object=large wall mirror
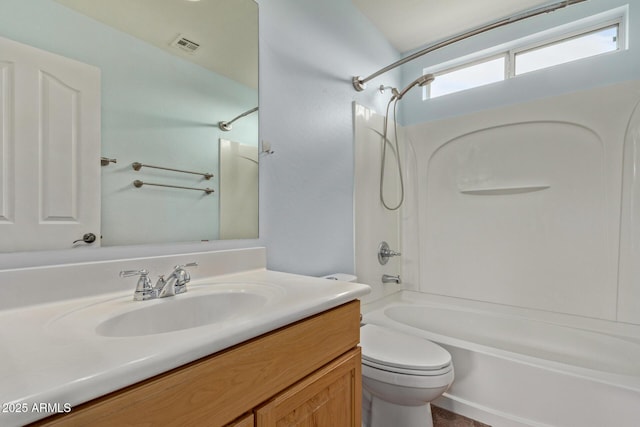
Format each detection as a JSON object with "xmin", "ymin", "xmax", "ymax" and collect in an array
[{"xmin": 0, "ymin": 0, "xmax": 258, "ymax": 253}]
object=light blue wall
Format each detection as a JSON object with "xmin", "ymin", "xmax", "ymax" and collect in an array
[
  {"xmin": 0, "ymin": 0, "xmax": 258, "ymax": 247},
  {"xmin": 258, "ymin": 0, "xmax": 400, "ymax": 275},
  {"xmin": 399, "ymin": 0, "xmax": 640, "ymax": 126}
]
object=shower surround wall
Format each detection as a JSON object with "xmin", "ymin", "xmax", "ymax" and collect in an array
[
  {"xmin": 400, "ymin": 80, "xmax": 640, "ymax": 324},
  {"xmin": 354, "ymin": 81, "xmax": 640, "ymax": 426},
  {"xmin": 354, "ymin": 104, "xmax": 408, "ymax": 301}
]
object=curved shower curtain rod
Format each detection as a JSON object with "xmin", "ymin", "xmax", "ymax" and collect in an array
[
  {"xmin": 352, "ymin": 0, "xmax": 587, "ymax": 91},
  {"xmin": 219, "ymin": 106, "xmax": 259, "ymax": 131}
]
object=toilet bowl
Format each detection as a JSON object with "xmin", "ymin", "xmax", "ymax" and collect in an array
[{"xmin": 360, "ymin": 324, "xmax": 454, "ymax": 427}]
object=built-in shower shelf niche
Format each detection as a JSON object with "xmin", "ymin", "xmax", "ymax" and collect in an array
[
  {"xmin": 458, "ymin": 185, "xmax": 550, "ymax": 195},
  {"xmin": 415, "ymin": 105, "xmax": 624, "ymax": 319}
]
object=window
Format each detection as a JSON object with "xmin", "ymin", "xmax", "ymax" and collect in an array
[
  {"xmin": 514, "ymin": 25, "xmax": 619, "ymax": 75},
  {"xmin": 425, "ymin": 11, "xmax": 625, "ymax": 99},
  {"xmin": 429, "ymin": 56, "xmax": 505, "ymax": 98}
]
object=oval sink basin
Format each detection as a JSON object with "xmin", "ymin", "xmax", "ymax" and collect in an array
[
  {"xmin": 48, "ymin": 282, "xmax": 285, "ymax": 338},
  {"xmin": 97, "ymin": 292, "xmax": 268, "ymax": 337}
]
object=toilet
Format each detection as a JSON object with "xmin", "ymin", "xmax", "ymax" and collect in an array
[{"xmin": 360, "ymin": 324, "xmax": 454, "ymax": 427}]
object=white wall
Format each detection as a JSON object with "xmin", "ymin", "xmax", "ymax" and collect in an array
[
  {"xmin": 354, "ymin": 0, "xmax": 640, "ymax": 324},
  {"xmin": 403, "ymin": 81, "xmax": 640, "ymax": 321},
  {"xmin": 353, "ymin": 104, "xmax": 408, "ymax": 302}
]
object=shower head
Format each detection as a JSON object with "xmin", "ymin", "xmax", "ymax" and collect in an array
[{"xmin": 394, "ymin": 74, "xmax": 435, "ymax": 100}]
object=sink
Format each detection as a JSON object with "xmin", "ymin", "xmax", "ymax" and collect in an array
[
  {"xmin": 48, "ymin": 282, "xmax": 285, "ymax": 338},
  {"xmin": 97, "ymin": 292, "xmax": 268, "ymax": 337}
]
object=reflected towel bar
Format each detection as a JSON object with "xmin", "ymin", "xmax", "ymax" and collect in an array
[
  {"xmin": 133, "ymin": 180, "xmax": 214, "ymax": 194},
  {"xmin": 101, "ymin": 157, "xmax": 117, "ymax": 166},
  {"xmin": 132, "ymin": 162, "xmax": 213, "ymax": 180},
  {"xmin": 459, "ymin": 185, "xmax": 550, "ymax": 195}
]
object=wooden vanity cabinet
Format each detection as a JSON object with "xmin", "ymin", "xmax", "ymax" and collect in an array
[
  {"xmin": 33, "ymin": 300, "xmax": 361, "ymax": 427},
  {"xmin": 227, "ymin": 413, "xmax": 254, "ymax": 427},
  {"xmin": 255, "ymin": 348, "xmax": 361, "ymax": 426}
]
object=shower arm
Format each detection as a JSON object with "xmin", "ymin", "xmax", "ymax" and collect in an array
[
  {"xmin": 352, "ymin": 0, "xmax": 587, "ymax": 91},
  {"xmin": 219, "ymin": 106, "xmax": 259, "ymax": 131}
]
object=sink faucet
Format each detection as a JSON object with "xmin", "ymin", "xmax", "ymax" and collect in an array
[
  {"xmin": 120, "ymin": 262, "xmax": 198, "ymax": 301},
  {"xmin": 155, "ymin": 263, "xmax": 198, "ymax": 298}
]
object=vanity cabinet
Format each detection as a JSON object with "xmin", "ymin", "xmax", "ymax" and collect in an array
[
  {"xmin": 227, "ymin": 413, "xmax": 254, "ymax": 427},
  {"xmin": 33, "ymin": 300, "xmax": 361, "ymax": 427},
  {"xmin": 255, "ymin": 348, "xmax": 360, "ymax": 426}
]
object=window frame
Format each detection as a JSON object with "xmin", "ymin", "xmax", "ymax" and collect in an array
[
  {"xmin": 423, "ymin": 10, "xmax": 626, "ymax": 100},
  {"xmin": 510, "ymin": 19, "xmax": 622, "ymax": 77},
  {"xmin": 425, "ymin": 54, "xmax": 508, "ymax": 99}
]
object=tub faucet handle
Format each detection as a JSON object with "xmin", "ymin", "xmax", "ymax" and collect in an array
[{"xmin": 378, "ymin": 241, "xmax": 401, "ymax": 265}]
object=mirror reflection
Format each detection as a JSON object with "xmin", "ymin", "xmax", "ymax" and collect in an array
[{"xmin": 0, "ymin": 0, "xmax": 259, "ymax": 253}]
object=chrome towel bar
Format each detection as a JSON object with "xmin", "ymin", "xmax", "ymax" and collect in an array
[
  {"xmin": 133, "ymin": 180, "xmax": 214, "ymax": 195},
  {"xmin": 132, "ymin": 162, "xmax": 213, "ymax": 180}
]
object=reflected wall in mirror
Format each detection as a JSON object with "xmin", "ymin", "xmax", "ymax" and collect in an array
[{"xmin": 0, "ymin": 0, "xmax": 258, "ymax": 253}]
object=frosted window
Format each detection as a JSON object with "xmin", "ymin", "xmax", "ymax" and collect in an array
[
  {"xmin": 429, "ymin": 57, "xmax": 505, "ymax": 99},
  {"xmin": 515, "ymin": 25, "xmax": 619, "ymax": 75}
]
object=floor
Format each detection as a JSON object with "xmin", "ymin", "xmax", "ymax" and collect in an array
[{"xmin": 432, "ymin": 406, "xmax": 491, "ymax": 427}]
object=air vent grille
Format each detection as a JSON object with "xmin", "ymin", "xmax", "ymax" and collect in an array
[{"xmin": 170, "ymin": 34, "xmax": 201, "ymax": 54}]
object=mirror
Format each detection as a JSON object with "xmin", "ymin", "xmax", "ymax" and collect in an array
[{"xmin": 0, "ymin": 0, "xmax": 259, "ymax": 252}]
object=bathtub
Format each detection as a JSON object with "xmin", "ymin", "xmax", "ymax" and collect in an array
[{"xmin": 362, "ymin": 291, "xmax": 640, "ymax": 427}]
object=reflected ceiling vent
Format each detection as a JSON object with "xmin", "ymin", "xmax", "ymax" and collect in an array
[{"xmin": 170, "ymin": 34, "xmax": 201, "ymax": 54}]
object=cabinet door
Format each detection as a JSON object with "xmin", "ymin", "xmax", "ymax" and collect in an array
[
  {"xmin": 255, "ymin": 348, "xmax": 361, "ymax": 427},
  {"xmin": 226, "ymin": 413, "xmax": 254, "ymax": 427}
]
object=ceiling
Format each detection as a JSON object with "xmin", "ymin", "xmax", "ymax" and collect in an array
[
  {"xmin": 351, "ymin": 0, "xmax": 554, "ymax": 53},
  {"xmin": 54, "ymin": 0, "xmax": 258, "ymax": 89}
]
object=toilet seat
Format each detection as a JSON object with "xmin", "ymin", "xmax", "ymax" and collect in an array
[
  {"xmin": 362, "ymin": 358, "xmax": 452, "ymax": 376},
  {"xmin": 360, "ymin": 324, "xmax": 452, "ymax": 374}
]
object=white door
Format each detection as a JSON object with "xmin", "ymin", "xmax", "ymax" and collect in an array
[{"xmin": 0, "ymin": 35, "xmax": 101, "ymax": 252}]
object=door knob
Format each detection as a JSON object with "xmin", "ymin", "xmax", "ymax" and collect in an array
[{"xmin": 73, "ymin": 233, "xmax": 97, "ymax": 244}]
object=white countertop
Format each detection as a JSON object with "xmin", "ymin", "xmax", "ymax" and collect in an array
[{"xmin": 0, "ymin": 268, "xmax": 370, "ymax": 426}]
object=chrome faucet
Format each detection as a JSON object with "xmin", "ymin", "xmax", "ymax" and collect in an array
[
  {"xmin": 378, "ymin": 241, "xmax": 401, "ymax": 265},
  {"xmin": 382, "ymin": 274, "xmax": 401, "ymax": 284},
  {"xmin": 155, "ymin": 263, "xmax": 197, "ymax": 297},
  {"xmin": 120, "ymin": 262, "xmax": 198, "ymax": 301}
]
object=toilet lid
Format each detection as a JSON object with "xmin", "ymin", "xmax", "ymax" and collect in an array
[{"xmin": 360, "ymin": 324, "xmax": 451, "ymax": 371}]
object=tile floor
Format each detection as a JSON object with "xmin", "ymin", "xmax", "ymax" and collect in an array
[{"xmin": 432, "ymin": 406, "xmax": 491, "ymax": 427}]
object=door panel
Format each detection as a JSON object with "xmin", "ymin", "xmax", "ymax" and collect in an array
[{"xmin": 0, "ymin": 35, "xmax": 100, "ymax": 252}]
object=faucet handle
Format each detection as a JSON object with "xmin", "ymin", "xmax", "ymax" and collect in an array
[
  {"xmin": 174, "ymin": 262, "xmax": 198, "ymax": 279},
  {"xmin": 173, "ymin": 262, "xmax": 197, "ymax": 294},
  {"xmin": 120, "ymin": 268, "xmax": 149, "ymax": 278},
  {"xmin": 120, "ymin": 269, "xmax": 155, "ymax": 301},
  {"xmin": 178, "ymin": 262, "xmax": 198, "ymax": 268},
  {"xmin": 378, "ymin": 241, "xmax": 401, "ymax": 265}
]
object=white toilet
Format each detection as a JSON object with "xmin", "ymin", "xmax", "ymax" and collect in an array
[{"xmin": 360, "ymin": 324, "xmax": 454, "ymax": 427}]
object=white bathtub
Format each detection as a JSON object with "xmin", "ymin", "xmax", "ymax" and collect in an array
[{"xmin": 362, "ymin": 291, "xmax": 640, "ymax": 427}]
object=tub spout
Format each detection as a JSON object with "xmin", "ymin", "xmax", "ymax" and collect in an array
[{"xmin": 382, "ymin": 274, "xmax": 401, "ymax": 284}]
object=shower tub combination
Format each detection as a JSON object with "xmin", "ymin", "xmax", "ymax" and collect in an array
[{"xmin": 362, "ymin": 291, "xmax": 640, "ymax": 427}]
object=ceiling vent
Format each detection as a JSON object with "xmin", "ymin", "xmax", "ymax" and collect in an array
[{"xmin": 170, "ymin": 34, "xmax": 201, "ymax": 54}]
